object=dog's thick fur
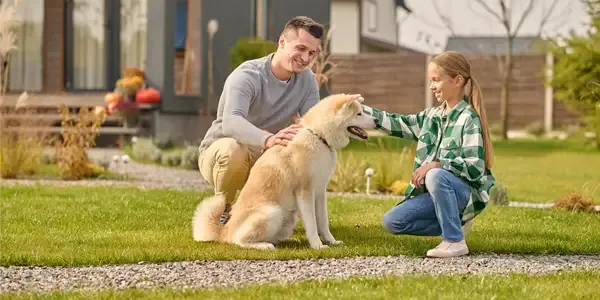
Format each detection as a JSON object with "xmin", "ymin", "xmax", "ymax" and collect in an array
[{"xmin": 192, "ymin": 94, "xmax": 376, "ymax": 250}]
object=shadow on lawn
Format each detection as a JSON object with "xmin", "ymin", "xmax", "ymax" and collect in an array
[{"xmin": 270, "ymin": 224, "xmax": 439, "ymax": 256}]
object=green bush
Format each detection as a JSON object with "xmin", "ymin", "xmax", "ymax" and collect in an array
[
  {"xmin": 180, "ymin": 146, "xmax": 199, "ymax": 170},
  {"xmin": 525, "ymin": 121, "xmax": 545, "ymax": 137},
  {"xmin": 131, "ymin": 138, "xmax": 162, "ymax": 163},
  {"xmin": 489, "ymin": 182, "xmax": 509, "ymax": 206},
  {"xmin": 549, "ymin": 0, "xmax": 600, "ymax": 149},
  {"xmin": 327, "ymin": 151, "xmax": 368, "ymax": 193},
  {"xmin": 161, "ymin": 152, "xmax": 181, "ymax": 167},
  {"xmin": 229, "ymin": 37, "xmax": 278, "ymax": 71}
]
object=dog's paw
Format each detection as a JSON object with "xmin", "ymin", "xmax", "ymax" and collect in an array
[
  {"xmin": 311, "ymin": 244, "xmax": 330, "ymax": 250},
  {"xmin": 327, "ymin": 240, "xmax": 344, "ymax": 246},
  {"xmin": 248, "ymin": 242, "xmax": 276, "ymax": 250}
]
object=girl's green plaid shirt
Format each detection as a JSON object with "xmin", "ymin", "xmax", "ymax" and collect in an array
[{"xmin": 361, "ymin": 98, "xmax": 496, "ymax": 224}]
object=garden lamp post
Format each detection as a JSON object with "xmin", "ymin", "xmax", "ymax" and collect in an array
[{"xmin": 365, "ymin": 168, "xmax": 374, "ymax": 195}]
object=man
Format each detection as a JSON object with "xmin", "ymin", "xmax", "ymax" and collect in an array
[{"xmin": 197, "ymin": 16, "xmax": 324, "ymax": 224}]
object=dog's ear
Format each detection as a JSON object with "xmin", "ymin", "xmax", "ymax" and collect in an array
[{"xmin": 348, "ymin": 94, "xmax": 364, "ymax": 103}]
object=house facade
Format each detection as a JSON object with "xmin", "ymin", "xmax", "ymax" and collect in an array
[
  {"xmin": 329, "ymin": 0, "xmax": 420, "ymax": 55},
  {"xmin": 2, "ymin": 0, "xmax": 330, "ymax": 143}
]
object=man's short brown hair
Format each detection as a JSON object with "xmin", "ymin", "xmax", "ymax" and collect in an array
[{"xmin": 282, "ymin": 16, "xmax": 324, "ymax": 39}]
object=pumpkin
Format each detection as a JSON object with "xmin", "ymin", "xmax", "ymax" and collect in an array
[
  {"xmin": 136, "ymin": 88, "xmax": 161, "ymax": 104},
  {"xmin": 104, "ymin": 92, "xmax": 121, "ymax": 104}
]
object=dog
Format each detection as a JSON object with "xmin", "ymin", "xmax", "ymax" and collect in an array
[{"xmin": 191, "ymin": 93, "xmax": 376, "ymax": 250}]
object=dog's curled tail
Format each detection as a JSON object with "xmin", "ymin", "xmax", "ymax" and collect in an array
[{"xmin": 192, "ymin": 194, "xmax": 226, "ymax": 242}]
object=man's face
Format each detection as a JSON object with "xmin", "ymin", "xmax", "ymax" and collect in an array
[{"xmin": 278, "ymin": 28, "xmax": 321, "ymax": 73}]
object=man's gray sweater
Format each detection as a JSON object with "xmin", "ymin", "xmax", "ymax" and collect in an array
[{"xmin": 198, "ymin": 54, "xmax": 320, "ymax": 155}]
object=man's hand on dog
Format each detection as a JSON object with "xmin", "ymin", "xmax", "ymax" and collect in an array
[{"xmin": 264, "ymin": 124, "xmax": 303, "ymax": 150}]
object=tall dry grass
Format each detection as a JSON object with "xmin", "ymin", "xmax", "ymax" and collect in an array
[
  {"xmin": 0, "ymin": 0, "xmax": 53, "ymax": 178},
  {"xmin": 327, "ymin": 140, "xmax": 415, "ymax": 194},
  {"xmin": 310, "ymin": 27, "xmax": 337, "ymax": 92},
  {"xmin": 54, "ymin": 104, "xmax": 106, "ymax": 180}
]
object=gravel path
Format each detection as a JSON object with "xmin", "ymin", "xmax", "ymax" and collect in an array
[
  {"xmin": 0, "ymin": 148, "xmax": 212, "ymax": 191},
  {"xmin": 2, "ymin": 254, "xmax": 599, "ymax": 293}
]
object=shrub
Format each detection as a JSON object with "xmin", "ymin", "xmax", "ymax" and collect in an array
[
  {"xmin": 327, "ymin": 140, "xmax": 414, "ymax": 194},
  {"xmin": 389, "ymin": 180, "xmax": 410, "ymax": 195},
  {"xmin": 554, "ymin": 192, "xmax": 597, "ymax": 213},
  {"xmin": 229, "ymin": 37, "xmax": 277, "ymax": 71},
  {"xmin": 549, "ymin": 0, "xmax": 600, "ymax": 150},
  {"xmin": 0, "ymin": 96, "xmax": 54, "ymax": 178},
  {"xmin": 40, "ymin": 152, "xmax": 55, "ymax": 165},
  {"xmin": 525, "ymin": 121, "xmax": 545, "ymax": 137},
  {"xmin": 489, "ymin": 182, "xmax": 509, "ymax": 206},
  {"xmin": 161, "ymin": 152, "xmax": 181, "ymax": 167},
  {"xmin": 369, "ymin": 141, "xmax": 414, "ymax": 193},
  {"xmin": 180, "ymin": 145, "xmax": 199, "ymax": 170},
  {"xmin": 327, "ymin": 151, "xmax": 368, "ymax": 193},
  {"xmin": 54, "ymin": 104, "xmax": 106, "ymax": 180},
  {"xmin": 131, "ymin": 138, "xmax": 163, "ymax": 163}
]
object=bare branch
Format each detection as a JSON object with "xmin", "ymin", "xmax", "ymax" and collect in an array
[
  {"xmin": 468, "ymin": 0, "xmax": 495, "ymax": 22},
  {"xmin": 499, "ymin": 0, "xmax": 510, "ymax": 29},
  {"xmin": 432, "ymin": 0, "xmax": 455, "ymax": 34},
  {"xmin": 474, "ymin": 0, "xmax": 505, "ymax": 26},
  {"xmin": 512, "ymin": 0, "xmax": 536, "ymax": 36},
  {"xmin": 539, "ymin": 0, "xmax": 560, "ymax": 31},
  {"xmin": 542, "ymin": 0, "xmax": 575, "ymax": 36}
]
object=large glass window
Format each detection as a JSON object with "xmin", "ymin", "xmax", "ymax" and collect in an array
[
  {"xmin": 72, "ymin": 0, "xmax": 105, "ymax": 90},
  {"xmin": 120, "ymin": 0, "xmax": 147, "ymax": 71},
  {"xmin": 4, "ymin": 0, "xmax": 43, "ymax": 92}
]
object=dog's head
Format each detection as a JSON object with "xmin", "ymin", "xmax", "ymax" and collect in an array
[{"xmin": 301, "ymin": 93, "xmax": 376, "ymax": 149}]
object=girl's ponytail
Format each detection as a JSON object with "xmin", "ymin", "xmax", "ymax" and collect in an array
[{"xmin": 468, "ymin": 76, "xmax": 494, "ymax": 169}]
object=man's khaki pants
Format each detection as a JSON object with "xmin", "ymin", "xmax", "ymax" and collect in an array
[{"xmin": 198, "ymin": 138, "xmax": 261, "ymax": 205}]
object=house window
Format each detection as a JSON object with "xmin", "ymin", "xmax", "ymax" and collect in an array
[
  {"xmin": 174, "ymin": 0, "xmax": 187, "ymax": 51},
  {"xmin": 3, "ymin": 0, "xmax": 44, "ymax": 92},
  {"xmin": 70, "ymin": 0, "xmax": 106, "ymax": 90},
  {"xmin": 120, "ymin": 0, "xmax": 148, "ymax": 71},
  {"xmin": 367, "ymin": 0, "xmax": 377, "ymax": 32}
]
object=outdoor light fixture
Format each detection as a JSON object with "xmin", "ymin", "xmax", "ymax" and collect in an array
[{"xmin": 365, "ymin": 168, "xmax": 374, "ymax": 195}]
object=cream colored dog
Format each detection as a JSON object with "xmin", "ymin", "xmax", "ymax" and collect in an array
[{"xmin": 191, "ymin": 93, "xmax": 376, "ymax": 250}]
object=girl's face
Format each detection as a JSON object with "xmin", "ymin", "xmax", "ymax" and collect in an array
[{"xmin": 427, "ymin": 62, "xmax": 463, "ymax": 103}]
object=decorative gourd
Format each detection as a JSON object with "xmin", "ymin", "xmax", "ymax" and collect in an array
[
  {"xmin": 122, "ymin": 67, "xmax": 146, "ymax": 80},
  {"xmin": 136, "ymin": 88, "xmax": 161, "ymax": 104},
  {"xmin": 104, "ymin": 92, "xmax": 121, "ymax": 104},
  {"xmin": 115, "ymin": 76, "xmax": 143, "ymax": 97}
]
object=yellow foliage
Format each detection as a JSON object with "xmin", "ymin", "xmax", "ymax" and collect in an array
[
  {"xmin": 54, "ymin": 104, "xmax": 106, "ymax": 180},
  {"xmin": 389, "ymin": 180, "xmax": 410, "ymax": 195}
]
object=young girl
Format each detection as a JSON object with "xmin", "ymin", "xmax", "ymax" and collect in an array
[{"xmin": 361, "ymin": 51, "xmax": 496, "ymax": 258}]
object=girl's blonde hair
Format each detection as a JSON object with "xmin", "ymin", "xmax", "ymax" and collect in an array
[{"xmin": 431, "ymin": 51, "xmax": 494, "ymax": 169}]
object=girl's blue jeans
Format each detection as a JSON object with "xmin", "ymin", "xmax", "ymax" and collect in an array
[{"xmin": 382, "ymin": 168, "xmax": 470, "ymax": 242}]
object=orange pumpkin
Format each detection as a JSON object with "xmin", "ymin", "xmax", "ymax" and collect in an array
[{"xmin": 136, "ymin": 88, "xmax": 161, "ymax": 104}]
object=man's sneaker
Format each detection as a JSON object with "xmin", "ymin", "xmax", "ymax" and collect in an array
[
  {"xmin": 426, "ymin": 240, "xmax": 469, "ymax": 258},
  {"xmin": 220, "ymin": 204, "xmax": 232, "ymax": 225},
  {"xmin": 462, "ymin": 220, "xmax": 474, "ymax": 236}
]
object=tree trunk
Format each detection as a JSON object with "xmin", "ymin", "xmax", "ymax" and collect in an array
[{"xmin": 500, "ymin": 36, "xmax": 514, "ymax": 140}]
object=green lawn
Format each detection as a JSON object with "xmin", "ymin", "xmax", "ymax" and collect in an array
[
  {"xmin": 1, "ymin": 184, "xmax": 599, "ymax": 267},
  {"xmin": 4, "ymin": 271, "xmax": 599, "ymax": 300},
  {"xmin": 345, "ymin": 137, "xmax": 600, "ymax": 204}
]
